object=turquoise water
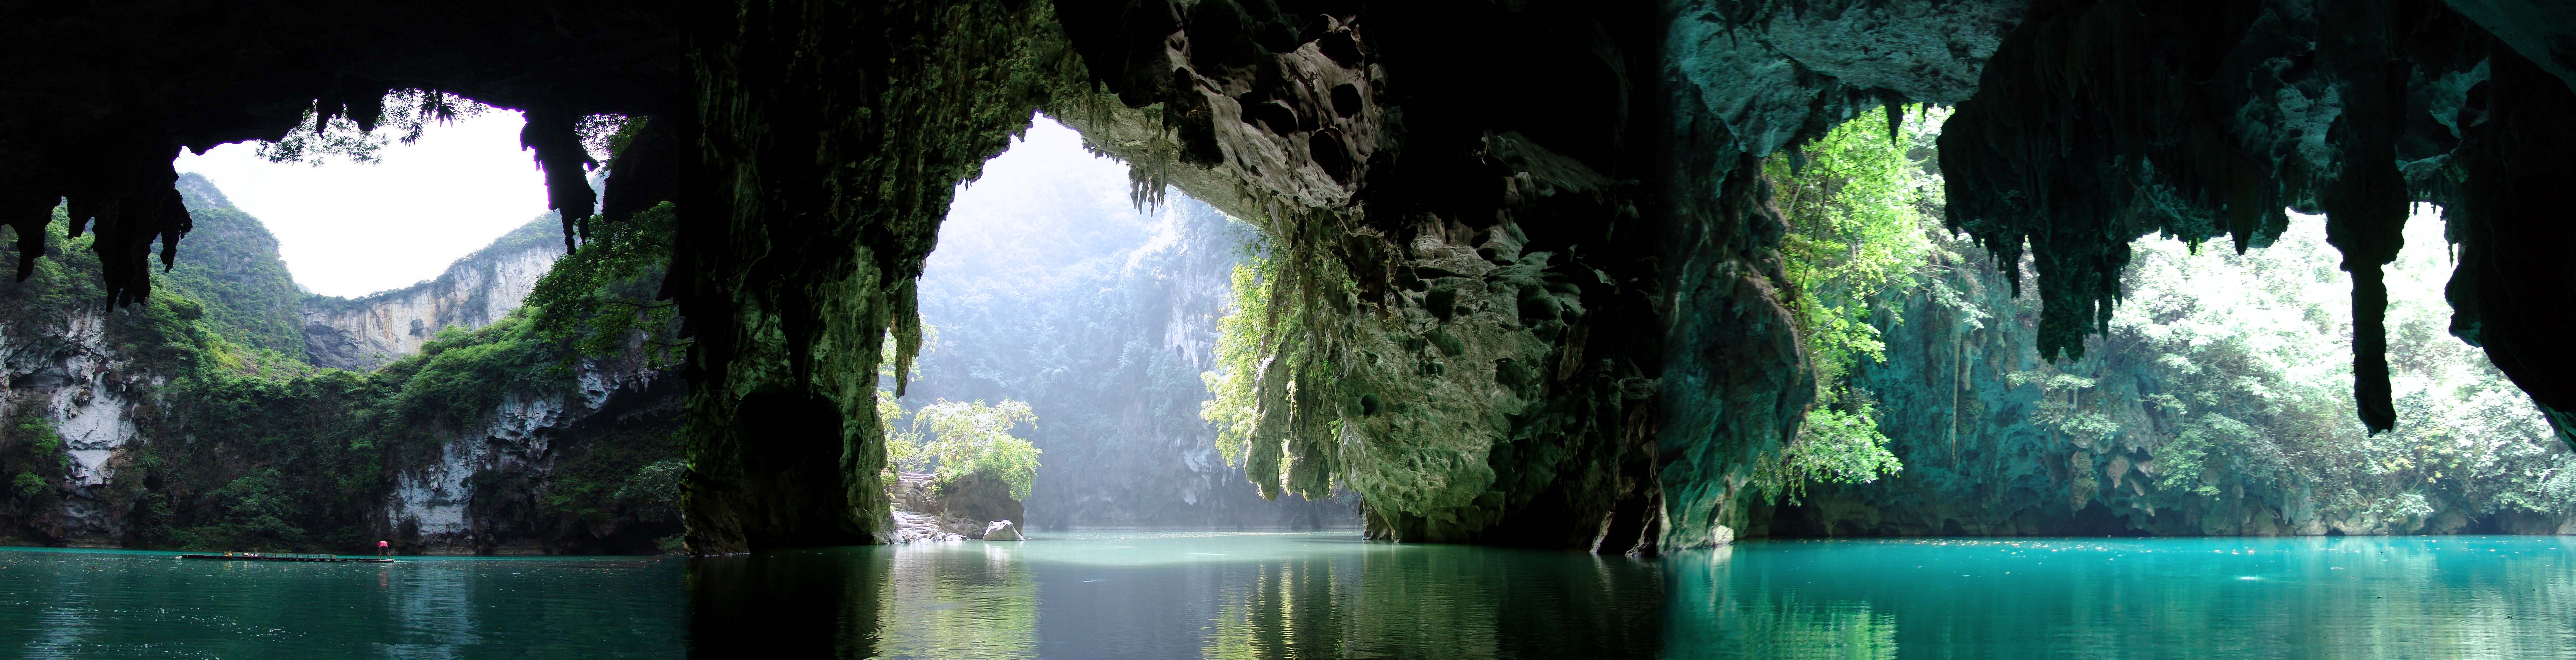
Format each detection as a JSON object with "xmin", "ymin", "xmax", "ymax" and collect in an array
[
  {"xmin": 0, "ymin": 548, "xmax": 683, "ymax": 658},
  {"xmin": 8, "ymin": 534, "xmax": 2576, "ymax": 658},
  {"xmin": 688, "ymin": 531, "xmax": 1661, "ymax": 658},
  {"xmin": 1667, "ymin": 536, "xmax": 2576, "ymax": 659}
]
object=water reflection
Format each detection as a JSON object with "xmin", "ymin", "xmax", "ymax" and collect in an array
[
  {"xmin": 689, "ymin": 547, "xmax": 891, "ymax": 658},
  {"xmin": 0, "ymin": 549, "xmax": 681, "ymax": 658},
  {"xmin": 1661, "ymin": 536, "xmax": 2576, "ymax": 658},
  {"xmin": 687, "ymin": 532, "xmax": 1662, "ymax": 659}
]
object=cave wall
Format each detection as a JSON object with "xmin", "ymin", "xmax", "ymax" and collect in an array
[
  {"xmin": 662, "ymin": 0, "xmax": 1086, "ymax": 552},
  {"xmin": 1654, "ymin": 0, "xmax": 2028, "ymax": 549}
]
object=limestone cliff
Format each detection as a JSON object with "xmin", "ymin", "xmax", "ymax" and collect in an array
[
  {"xmin": 300, "ymin": 218, "xmax": 565, "ymax": 371},
  {"xmin": 0, "ymin": 310, "xmax": 145, "ymax": 542},
  {"xmin": 384, "ymin": 348, "xmax": 682, "ymax": 554},
  {"xmin": 0, "ymin": 178, "xmax": 681, "ymax": 554}
]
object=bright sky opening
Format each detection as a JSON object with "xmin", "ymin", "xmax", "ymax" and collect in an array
[{"xmin": 174, "ymin": 110, "xmax": 552, "ymax": 298}]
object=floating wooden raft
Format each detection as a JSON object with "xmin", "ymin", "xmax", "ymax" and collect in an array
[{"xmin": 177, "ymin": 553, "xmax": 393, "ymax": 563}]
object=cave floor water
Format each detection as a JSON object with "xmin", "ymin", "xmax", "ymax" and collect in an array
[{"xmin": 6, "ymin": 534, "xmax": 2574, "ymax": 658}]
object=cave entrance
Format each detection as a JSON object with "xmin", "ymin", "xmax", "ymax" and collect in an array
[
  {"xmin": 1730, "ymin": 107, "xmax": 2564, "ymax": 542},
  {"xmin": 888, "ymin": 114, "xmax": 1354, "ymax": 533}
]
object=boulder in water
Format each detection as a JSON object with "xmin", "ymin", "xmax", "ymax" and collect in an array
[{"xmin": 983, "ymin": 520, "xmax": 1023, "ymax": 541}]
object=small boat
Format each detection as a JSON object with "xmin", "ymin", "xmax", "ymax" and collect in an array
[{"xmin": 177, "ymin": 552, "xmax": 394, "ymax": 563}]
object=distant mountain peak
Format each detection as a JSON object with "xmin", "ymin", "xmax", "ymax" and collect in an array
[{"xmin": 173, "ymin": 172, "xmax": 235, "ymax": 212}]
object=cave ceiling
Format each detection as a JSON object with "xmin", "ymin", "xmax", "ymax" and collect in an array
[{"xmin": 5, "ymin": 0, "xmax": 2574, "ymax": 550}]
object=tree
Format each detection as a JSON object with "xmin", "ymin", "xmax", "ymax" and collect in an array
[{"xmin": 1753, "ymin": 106, "xmax": 1963, "ymax": 502}]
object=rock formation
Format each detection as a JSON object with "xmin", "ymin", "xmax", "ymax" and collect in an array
[
  {"xmin": 887, "ymin": 471, "xmax": 1026, "ymax": 543},
  {"xmin": 301, "ymin": 219, "xmax": 564, "ymax": 371},
  {"xmin": 6, "ymin": 0, "xmax": 2575, "ymax": 554}
]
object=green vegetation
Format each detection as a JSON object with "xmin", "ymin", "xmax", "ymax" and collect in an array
[
  {"xmin": 888, "ymin": 399, "xmax": 1043, "ymax": 501},
  {"xmin": 1786, "ymin": 111, "xmax": 2574, "ymax": 534},
  {"xmin": 0, "ymin": 178, "xmax": 685, "ymax": 552},
  {"xmin": 1199, "ymin": 223, "xmax": 1352, "ymax": 501},
  {"xmin": 877, "ymin": 324, "xmax": 1044, "ymax": 501},
  {"xmin": 1752, "ymin": 107, "xmax": 1960, "ymax": 503},
  {"xmin": 161, "ymin": 178, "xmax": 307, "ymax": 359},
  {"xmin": 1201, "ymin": 257, "xmax": 1276, "ymax": 471},
  {"xmin": 2086, "ymin": 215, "xmax": 2575, "ymax": 526},
  {"xmin": 524, "ymin": 201, "xmax": 684, "ymax": 366}
]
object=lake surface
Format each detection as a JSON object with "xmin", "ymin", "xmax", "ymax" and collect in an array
[
  {"xmin": 1667, "ymin": 536, "xmax": 2576, "ymax": 659},
  {"xmin": 6, "ymin": 534, "xmax": 2575, "ymax": 658},
  {"xmin": 0, "ymin": 547, "xmax": 682, "ymax": 658}
]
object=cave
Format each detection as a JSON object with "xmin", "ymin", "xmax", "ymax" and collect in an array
[
  {"xmin": 9, "ymin": 0, "xmax": 2576, "ymax": 559},
  {"xmin": 14, "ymin": 0, "xmax": 2576, "ymax": 655}
]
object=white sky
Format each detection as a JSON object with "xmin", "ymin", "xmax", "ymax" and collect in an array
[
  {"xmin": 174, "ymin": 111, "xmax": 552, "ymax": 297},
  {"xmin": 170, "ymin": 111, "xmax": 1142, "ymax": 298}
]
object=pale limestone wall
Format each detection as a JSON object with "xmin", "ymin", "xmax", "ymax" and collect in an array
[
  {"xmin": 0, "ymin": 311, "xmax": 146, "ymax": 539},
  {"xmin": 301, "ymin": 241, "xmax": 562, "ymax": 372}
]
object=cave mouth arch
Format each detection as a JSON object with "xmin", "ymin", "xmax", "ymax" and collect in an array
[{"xmin": 898, "ymin": 114, "xmax": 1355, "ymax": 532}]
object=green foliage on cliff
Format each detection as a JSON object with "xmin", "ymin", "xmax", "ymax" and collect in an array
[
  {"xmin": 1199, "ymin": 223, "xmax": 1351, "ymax": 502},
  {"xmin": 889, "ymin": 399, "xmax": 1043, "ymax": 501},
  {"xmin": 0, "ymin": 188, "xmax": 682, "ymax": 552},
  {"xmin": 1755, "ymin": 108, "xmax": 1960, "ymax": 501},
  {"xmin": 903, "ymin": 184, "xmax": 1332, "ymax": 527},
  {"xmin": 1805, "ymin": 197, "xmax": 2576, "ymax": 535},
  {"xmin": 2093, "ymin": 216, "xmax": 2576, "ymax": 526},
  {"xmin": 525, "ymin": 201, "xmax": 683, "ymax": 366},
  {"xmin": 161, "ymin": 176, "xmax": 308, "ymax": 359},
  {"xmin": 878, "ymin": 323, "xmax": 1044, "ymax": 500},
  {"xmin": 2, "ymin": 416, "xmax": 66, "ymax": 504},
  {"xmin": 1202, "ymin": 258, "xmax": 1273, "ymax": 470}
]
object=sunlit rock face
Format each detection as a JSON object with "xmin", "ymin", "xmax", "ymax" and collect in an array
[{"xmin": 302, "ymin": 221, "xmax": 563, "ymax": 371}]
